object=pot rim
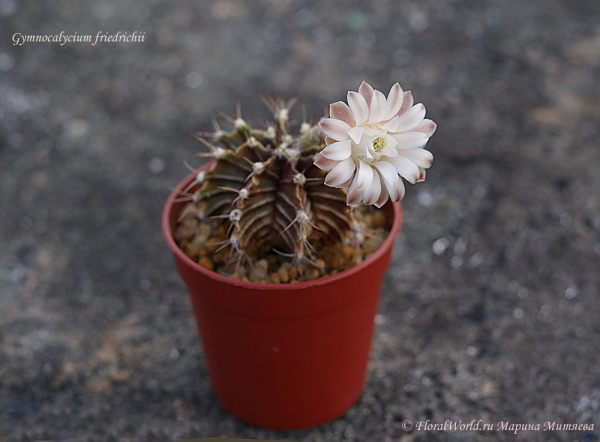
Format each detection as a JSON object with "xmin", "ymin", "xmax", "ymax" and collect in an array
[{"xmin": 162, "ymin": 166, "xmax": 403, "ymax": 291}]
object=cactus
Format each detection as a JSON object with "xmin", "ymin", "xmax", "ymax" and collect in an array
[{"xmin": 174, "ymin": 97, "xmax": 388, "ymax": 282}]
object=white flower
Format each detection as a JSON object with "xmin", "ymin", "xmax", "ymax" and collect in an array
[{"xmin": 315, "ymin": 81, "xmax": 436, "ymax": 207}]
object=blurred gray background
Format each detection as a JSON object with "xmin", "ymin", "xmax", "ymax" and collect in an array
[{"xmin": 1, "ymin": 0, "xmax": 599, "ymax": 441}]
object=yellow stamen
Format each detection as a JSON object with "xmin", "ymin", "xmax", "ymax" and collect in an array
[{"xmin": 372, "ymin": 137, "xmax": 386, "ymax": 152}]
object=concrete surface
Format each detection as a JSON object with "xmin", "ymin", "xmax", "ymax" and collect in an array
[{"xmin": 1, "ymin": 0, "xmax": 599, "ymax": 441}]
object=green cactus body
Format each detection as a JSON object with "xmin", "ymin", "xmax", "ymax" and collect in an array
[{"xmin": 175, "ymin": 100, "xmax": 388, "ymax": 282}]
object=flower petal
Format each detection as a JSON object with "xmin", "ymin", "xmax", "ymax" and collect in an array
[
  {"xmin": 319, "ymin": 118, "xmax": 350, "ymax": 141},
  {"xmin": 362, "ymin": 171, "xmax": 382, "ymax": 205},
  {"xmin": 394, "ymin": 103, "xmax": 426, "ymax": 132},
  {"xmin": 369, "ymin": 90, "xmax": 388, "ymax": 123},
  {"xmin": 398, "ymin": 148, "xmax": 434, "ymax": 169},
  {"xmin": 374, "ymin": 161, "xmax": 404, "ymax": 202},
  {"xmin": 375, "ymin": 183, "xmax": 391, "ymax": 208},
  {"xmin": 324, "ymin": 157, "xmax": 356, "ymax": 187},
  {"xmin": 379, "ymin": 145, "xmax": 399, "ymax": 158},
  {"xmin": 358, "ymin": 81, "xmax": 374, "ymax": 106},
  {"xmin": 412, "ymin": 119, "xmax": 437, "ymax": 137},
  {"xmin": 417, "ymin": 168, "xmax": 426, "ymax": 182},
  {"xmin": 393, "ymin": 132, "xmax": 429, "ymax": 149},
  {"xmin": 348, "ymin": 126, "xmax": 364, "ymax": 144},
  {"xmin": 382, "ymin": 115, "xmax": 400, "ymax": 132},
  {"xmin": 330, "ymin": 101, "xmax": 354, "ymax": 126},
  {"xmin": 385, "ymin": 156, "xmax": 421, "ymax": 184},
  {"xmin": 356, "ymin": 160, "xmax": 374, "ymax": 190},
  {"xmin": 398, "ymin": 91, "xmax": 414, "ymax": 116},
  {"xmin": 320, "ymin": 139, "xmax": 352, "ymax": 160},
  {"xmin": 352, "ymin": 141, "xmax": 372, "ymax": 160},
  {"xmin": 384, "ymin": 83, "xmax": 404, "ymax": 121},
  {"xmin": 347, "ymin": 91, "xmax": 369, "ymax": 126},
  {"xmin": 314, "ymin": 152, "xmax": 338, "ymax": 171},
  {"xmin": 346, "ymin": 175, "xmax": 364, "ymax": 206}
]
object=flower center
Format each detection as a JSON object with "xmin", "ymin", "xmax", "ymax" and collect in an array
[{"xmin": 372, "ymin": 137, "xmax": 386, "ymax": 152}]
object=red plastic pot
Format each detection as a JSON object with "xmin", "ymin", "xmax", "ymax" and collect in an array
[{"xmin": 162, "ymin": 165, "xmax": 403, "ymax": 430}]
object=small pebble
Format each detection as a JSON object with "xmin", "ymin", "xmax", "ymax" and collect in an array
[
  {"xmin": 249, "ymin": 259, "xmax": 269, "ymax": 282},
  {"xmin": 371, "ymin": 210, "xmax": 387, "ymax": 228},
  {"xmin": 364, "ymin": 234, "xmax": 385, "ymax": 253},
  {"xmin": 183, "ymin": 242, "xmax": 199, "ymax": 259},
  {"xmin": 174, "ymin": 218, "xmax": 199, "ymax": 241},
  {"xmin": 269, "ymin": 272, "xmax": 281, "ymax": 284},
  {"xmin": 343, "ymin": 245, "xmax": 355, "ymax": 260},
  {"xmin": 199, "ymin": 256, "xmax": 214, "ymax": 271},
  {"xmin": 205, "ymin": 240, "xmax": 222, "ymax": 253},
  {"xmin": 211, "ymin": 248, "xmax": 229, "ymax": 265},
  {"xmin": 278, "ymin": 265, "xmax": 290, "ymax": 283},
  {"xmin": 196, "ymin": 223, "xmax": 212, "ymax": 242},
  {"xmin": 314, "ymin": 258, "xmax": 326, "ymax": 275},
  {"xmin": 306, "ymin": 268, "xmax": 320, "ymax": 281}
]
